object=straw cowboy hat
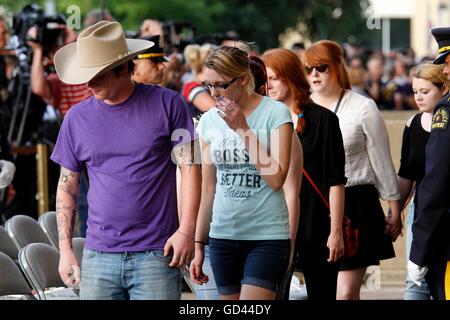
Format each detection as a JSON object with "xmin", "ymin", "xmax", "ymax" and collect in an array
[{"xmin": 54, "ymin": 20, "xmax": 154, "ymax": 85}]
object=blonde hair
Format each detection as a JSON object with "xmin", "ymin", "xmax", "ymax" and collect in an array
[
  {"xmin": 183, "ymin": 43, "xmax": 215, "ymax": 75},
  {"xmin": 204, "ymin": 44, "xmax": 255, "ymax": 95},
  {"xmin": 410, "ymin": 63, "xmax": 450, "ymax": 92},
  {"xmin": 231, "ymin": 40, "xmax": 251, "ymax": 53}
]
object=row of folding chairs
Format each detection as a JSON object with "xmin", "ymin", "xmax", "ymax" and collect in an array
[{"xmin": 0, "ymin": 212, "xmax": 84, "ymax": 300}]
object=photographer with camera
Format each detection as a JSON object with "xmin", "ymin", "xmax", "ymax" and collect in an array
[
  {"xmin": 28, "ymin": 24, "xmax": 91, "ymax": 118},
  {"xmin": 0, "ymin": 16, "xmax": 12, "ymax": 110},
  {"xmin": 0, "ymin": 16, "xmax": 8, "ymax": 82},
  {"xmin": 27, "ymin": 16, "xmax": 90, "ymax": 234},
  {"xmin": 0, "ymin": 122, "xmax": 16, "ymax": 223},
  {"xmin": 0, "ymin": 17, "xmax": 16, "ymax": 218}
]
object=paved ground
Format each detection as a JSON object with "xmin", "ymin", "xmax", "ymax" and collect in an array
[
  {"xmin": 181, "ymin": 269, "xmax": 407, "ymax": 300},
  {"xmin": 181, "ymin": 270, "xmax": 407, "ymax": 300},
  {"xmin": 360, "ymin": 286, "xmax": 405, "ymax": 300},
  {"xmin": 181, "ymin": 285, "xmax": 406, "ymax": 300}
]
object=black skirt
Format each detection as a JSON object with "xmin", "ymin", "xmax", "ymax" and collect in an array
[{"xmin": 339, "ymin": 185, "xmax": 395, "ymax": 270}]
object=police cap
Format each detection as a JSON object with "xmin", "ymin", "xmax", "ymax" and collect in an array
[
  {"xmin": 431, "ymin": 27, "xmax": 450, "ymax": 64},
  {"xmin": 135, "ymin": 35, "xmax": 169, "ymax": 63}
]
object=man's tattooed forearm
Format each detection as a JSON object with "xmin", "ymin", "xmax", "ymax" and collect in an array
[
  {"xmin": 58, "ymin": 183, "xmax": 79, "ymax": 203},
  {"xmin": 56, "ymin": 206, "xmax": 77, "ymax": 241},
  {"xmin": 56, "ymin": 212, "xmax": 69, "ymax": 241},
  {"xmin": 56, "ymin": 172, "xmax": 79, "ymax": 242}
]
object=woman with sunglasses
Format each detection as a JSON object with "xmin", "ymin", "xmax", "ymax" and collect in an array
[
  {"xmin": 190, "ymin": 44, "xmax": 301, "ymax": 300},
  {"xmin": 262, "ymin": 48, "xmax": 346, "ymax": 301},
  {"xmin": 303, "ymin": 40, "xmax": 402, "ymax": 300}
]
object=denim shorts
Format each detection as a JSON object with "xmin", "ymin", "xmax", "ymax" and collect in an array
[
  {"xmin": 208, "ymin": 238, "xmax": 290, "ymax": 295},
  {"xmin": 79, "ymin": 249, "xmax": 181, "ymax": 300}
]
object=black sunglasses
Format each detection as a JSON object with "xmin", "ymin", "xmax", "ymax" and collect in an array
[
  {"xmin": 304, "ymin": 64, "xmax": 329, "ymax": 75},
  {"xmin": 202, "ymin": 77, "xmax": 238, "ymax": 91}
]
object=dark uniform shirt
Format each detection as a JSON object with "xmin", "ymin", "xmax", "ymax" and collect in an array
[{"xmin": 410, "ymin": 93, "xmax": 450, "ymax": 267}]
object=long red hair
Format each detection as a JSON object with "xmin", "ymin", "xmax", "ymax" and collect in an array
[
  {"xmin": 303, "ymin": 40, "xmax": 351, "ymax": 90},
  {"xmin": 262, "ymin": 48, "xmax": 312, "ymax": 135}
]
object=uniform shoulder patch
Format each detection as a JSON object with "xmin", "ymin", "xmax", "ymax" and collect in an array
[{"xmin": 432, "ymin": 108, "xmax": 449, "ymax": 131}]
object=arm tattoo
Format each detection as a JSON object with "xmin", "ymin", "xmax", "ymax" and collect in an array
[
  {"xmin": 56, "ymin": 169, "xmax": 80, "ymax": 242},
  {"xmin": 174, "ymin": 143, "xmax": 194, "ymax": 172},
  {"xmin": 58, "ymin": 169, "xmax": 79, "ymax": 203},
  {"xmin": 56, "ymin": 199, "xmax": 77, "ymax": 242}
]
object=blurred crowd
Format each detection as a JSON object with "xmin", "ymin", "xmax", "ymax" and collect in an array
[
  {"xmin": 0, "ymin": 6, "xmax": 436, "ymax": 229},
  {"xmin": 1, "ymin": 3, "xmax": 449, "ymax": 302}
]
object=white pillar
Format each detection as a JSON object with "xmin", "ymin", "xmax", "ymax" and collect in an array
[{"xmin": 382, "ymin": 18, "xmax": 391, "ymax": 54}]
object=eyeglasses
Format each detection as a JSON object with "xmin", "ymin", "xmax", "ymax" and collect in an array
[
  {"xmin": 202, "ymin": 77, "xmax": 238, "ymax": 91},
  {"xmin": 304, "ymin": 64, "xmax": 329, "ymax": 75}
]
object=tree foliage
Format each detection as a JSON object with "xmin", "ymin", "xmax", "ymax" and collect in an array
[
  {"xmin": 299, "ymin": 0, "xmax": 372, "ymax": 44},
  {"xmin": 3, "ymin": 0, "xmax": 372, "ymax": 50}
]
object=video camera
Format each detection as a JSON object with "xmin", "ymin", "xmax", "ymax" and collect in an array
[
  {"xmin": 10, "ymin": 3, "xmax": 66, "ymax": 58},
  {"xmin": 1, "ymin": 4, "xmax": 66, "ymax": 149}
]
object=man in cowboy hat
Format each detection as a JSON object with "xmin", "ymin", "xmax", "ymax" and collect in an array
[
  {"xmin": 408, "ymin": 27, "xmax": 450, "ymax": 300},
  {"xmin": 51, "ymin": 20, "xmax": 201, "ymax": 300},
  {"xmin": 132, "ymin": 34, "xmax": 169, "ymax": 85}
]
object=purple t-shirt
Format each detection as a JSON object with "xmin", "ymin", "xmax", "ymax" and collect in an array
[{"xmin": 51, "ymin": 83, "xmax": 195, "ymax": 252}]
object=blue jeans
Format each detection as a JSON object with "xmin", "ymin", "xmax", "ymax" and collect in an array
[
  {"xmin": 80, "ymin": 249, "xmax": 181, "ymax": 300},
  {"xmin": 405, "ymin": 201, "xmax": 431, "ymax": 300}
]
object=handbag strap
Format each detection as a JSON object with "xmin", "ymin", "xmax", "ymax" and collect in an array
[
  {"xmin": 302, "ymin": 168, "xmax": 330, "ymax": 210},
  {"xmin": 333, "ymin": 89, "xmax": 346, "ymax": 114}
]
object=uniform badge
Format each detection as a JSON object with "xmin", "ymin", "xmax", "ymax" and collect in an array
[{"xmin": 432, "ymin": 108, "xmax": 449, "ymax": 131}]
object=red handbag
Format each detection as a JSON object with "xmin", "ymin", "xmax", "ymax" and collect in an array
[{"xmin": 302, "ymin": 168, "xmax": 358, "ymax": 258}]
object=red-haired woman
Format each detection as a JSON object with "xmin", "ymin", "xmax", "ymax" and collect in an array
[
  {"xmin": 303, "ymin": 40, "xmax": 402, "ymax": 300},
  {"xmin": 262, "ymin": 48, "xmax": 346, "ymax": 300}
]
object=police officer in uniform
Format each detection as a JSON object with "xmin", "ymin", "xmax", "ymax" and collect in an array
[
  {"xmin": 408, "ymin": 27, "xmax": 450, "ymax": 300},
  {"xmin": 132, "ymin": 34, "xmax": 169, "ymax": 85}
]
